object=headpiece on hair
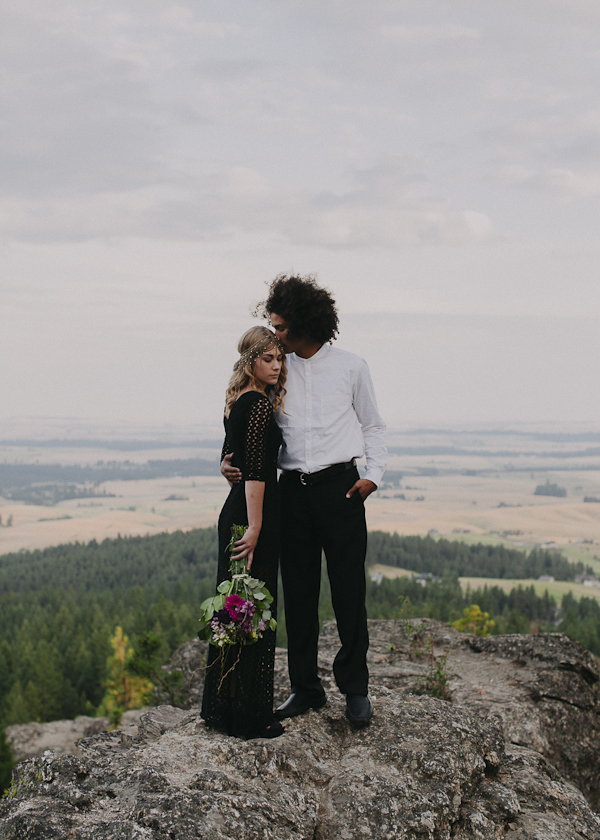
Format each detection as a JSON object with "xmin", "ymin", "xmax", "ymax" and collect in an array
[{"xmin": 236, "ymin": 333, "xmax": 284, "ymax": 370}]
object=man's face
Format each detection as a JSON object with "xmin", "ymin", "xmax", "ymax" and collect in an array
[{"xmin": 270, "ymin": 313, "xmax": 300, "ymax": 354}]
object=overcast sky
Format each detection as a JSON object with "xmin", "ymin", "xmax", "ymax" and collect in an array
[{"xmin": 2, "ymin": 0, "xmax": 600, "ymax": 434}]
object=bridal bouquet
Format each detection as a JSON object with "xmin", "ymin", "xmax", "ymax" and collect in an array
[{"xmin": 198, "ymin": 525, "xmax": 277, "ymax": 651}]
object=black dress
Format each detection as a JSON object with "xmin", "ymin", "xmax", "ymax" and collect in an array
[{"xmin": 201, "ymin": 391, "xmax": 282, "ymax": 738}]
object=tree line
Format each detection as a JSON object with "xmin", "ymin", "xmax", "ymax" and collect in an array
[
  {"xmin": 1, "ymin": 527, "xmax": 590, "ymax": 598},
  {"xmin": 365, "ymin": 531, "xmax": 591, "ymax": 580},
  {"xmin": 0, "ymin": 528, "xmax": 219, "ymax": 594},
  {"xmin": 0, "ymin": 458, "xmax": 221, "ymax": 500}
]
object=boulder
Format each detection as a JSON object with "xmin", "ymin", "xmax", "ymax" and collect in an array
[
  {"xmin": 1, "ymin": 697, "xmax": 599, "ymax": 839},
  {"xmin": 1, "ymin": 620, "xmax": 599, "ymax": 839}
]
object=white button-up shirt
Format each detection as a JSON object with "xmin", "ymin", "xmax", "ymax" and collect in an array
[{"xmin": 274, "ymin": 343, "xmax": 388, "ymax": 486}]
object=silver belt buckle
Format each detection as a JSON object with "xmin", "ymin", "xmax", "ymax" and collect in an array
[{"xmin": 299, "ymin": 472, "xmax": 307, "ymax": 485}]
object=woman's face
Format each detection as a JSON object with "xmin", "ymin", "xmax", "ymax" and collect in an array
[{"xmin": 253, "ymin": 345, "xmax": 283, "ymax": 390}]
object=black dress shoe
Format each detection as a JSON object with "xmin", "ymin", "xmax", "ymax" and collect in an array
[
  {"xmin": 346, "ymin": 694, "xmax": 373, "ymax": 728},
  {"xmin": 274, "ymin": 692, "xmax": 327, "ymax": 721},
  {"xmin": 246, "ymin": 721, "xmax": 285, "ymax": 740}
]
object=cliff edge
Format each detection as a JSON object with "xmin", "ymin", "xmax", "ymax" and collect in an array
[{"xmin": 1, "ymin": 620, "xmax": 600, "ymax": 840}]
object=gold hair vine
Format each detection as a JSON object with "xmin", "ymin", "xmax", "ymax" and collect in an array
[{"xmin": 236, "ymin": 334, "xmax": 284, "ymax": 370}]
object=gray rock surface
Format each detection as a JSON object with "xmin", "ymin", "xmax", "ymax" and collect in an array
[
  {"xmin": 363, "ymin": 620, "xmax": 600, "ymax": 814},
  {"xmin": 5, "ymin": 710, "xmax": 148, "ymax": 762},
  {"xmin": 2, "ymin": 620, "xmax": 599, "ymax": 839}
]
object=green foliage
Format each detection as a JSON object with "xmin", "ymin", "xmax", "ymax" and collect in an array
[
  {"xmin": 0, "ymin": 527, "xmax": 218, "ymax": 594},
  {"xmin": 400, "ymin": 621, "xmax": 453, "ymax": 701},
  {"xmin": 417, "ymin": 649, "xmax": 453, "ymax": 702},
  {"xmin": 366, "ymin": 531, "xmax": 589, "ymax": 581},
  {"xmin": 198, "ymin": 525, "xmax": 276, "ymax": 646},
  {"xmin": 126, "ymin": 632, "xmax": 185, "ymax": 707},
  {"xmin": 97, "ymin": 628, "xmax": 153, "ymax": 726},
  {"xmin": 365, "ymin": 572, "xmax": 557, "ymax": 626},
  {"xmin": 0, "ymin": 583, "xmax": 212, "ymax": 729},
  {"xmin": 0, "ymin": 728, "xmax": 14, "ymax": 795},
  {"xmin": 452, "ymin": 605, "xmax": 495, "ymax": 637},
  {"xmin": 364, "ymin": 569, "xmax": 600, "ymax": 656},
  {"xmin": 503, "ymin": 609, "xmax": 531, "ymax": 635},
  {"xmin": 557, "ymin": 593, "xmax": 600, "ymax": 654}
]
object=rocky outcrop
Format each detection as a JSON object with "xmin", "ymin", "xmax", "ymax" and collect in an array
[
  {"xmin": 5, "ymin": 710, "xmax": 148, "ymax": 763},
  {"xmin": 364, "ymin": 620, "xmax": 600, "ymax": 815},
  {"xmin": 1, "ymin": 621, "xmax": 599, "ymax": 839}
]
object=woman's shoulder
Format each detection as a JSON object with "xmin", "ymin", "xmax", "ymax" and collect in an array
[{"xmin": 232, "ymin": 390, "xmax": 272, "ymax": 413}]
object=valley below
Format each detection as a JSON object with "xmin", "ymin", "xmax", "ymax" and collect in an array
[{"xmin": 1, "ymin": 424, "xmax": 600, "ymax": 575}]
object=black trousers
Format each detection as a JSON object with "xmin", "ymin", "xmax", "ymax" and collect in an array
[{"xmin": 279, "ymin": 465, "xmax": 369, "ymax": 697}]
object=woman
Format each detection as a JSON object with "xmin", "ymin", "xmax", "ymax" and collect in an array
[{"xmin": 201, "ymin": 326, "xmax": 286, "ymax": 739}]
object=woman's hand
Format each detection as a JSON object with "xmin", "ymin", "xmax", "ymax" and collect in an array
[{"xmin": 231, "ymin": 525, "xmax": 261, "ymax": 570}]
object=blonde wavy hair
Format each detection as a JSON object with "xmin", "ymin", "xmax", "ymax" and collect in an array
[{"xmin": 224, "ymin": 326, "xmax": 287, "ymax": 418}]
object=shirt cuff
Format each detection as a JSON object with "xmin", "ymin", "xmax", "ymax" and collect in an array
[{"xmin": 364, "ymin": 466, "xmax": 385, "ymax": 487}]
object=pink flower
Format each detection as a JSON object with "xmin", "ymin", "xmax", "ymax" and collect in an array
[{"xmin": 225, "ymin": 593, "xmax": 247, "ymax": 621}]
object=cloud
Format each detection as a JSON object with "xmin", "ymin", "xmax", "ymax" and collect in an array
[
  {"xmin": 500, "ymin": 166, "xmax": 600, "ymax": 198},
  {"xmin": 284, "ymin": 158, "xmax": 493, "ymax": 247},
  {"xmin": 0, "ymin": 7, "xmax": 174, "ymax": 197},
  {"xmin": 0, "ymin": 155, "xmax": 493, "ymax": 247},
  {"xmin": 494, "ymin": 106, "xmax": 600, "ymax": 199},
  {"xmin": 0, "ymin": 1, "xmax": 595, "ymax": 251},
  {"xmin": 193, "ymin": 59, "xmax": 265, "ymax": 81},
  {"xmin": 380, "ymin": 25, "xmax": 481, "ymax": 43}
]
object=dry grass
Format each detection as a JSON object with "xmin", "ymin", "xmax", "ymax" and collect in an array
[{"xmin": 0, "ymin": 476, "xmax": 228, "ymax": 554}]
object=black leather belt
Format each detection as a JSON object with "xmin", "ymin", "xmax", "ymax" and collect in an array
[{"xmin": 282, "ymin": 459, "xmax": 356, "ymax": 486}]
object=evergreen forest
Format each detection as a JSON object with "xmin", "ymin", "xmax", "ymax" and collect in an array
[{"xmin": 1, "ymin": 526, "xmax": 600, "ymax": 792}]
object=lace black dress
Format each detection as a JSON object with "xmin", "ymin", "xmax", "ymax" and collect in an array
[{"xmin": 201, "ymin": 391, "xmax": 282, "ymax": 738}]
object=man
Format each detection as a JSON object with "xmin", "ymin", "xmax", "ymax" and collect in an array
[{"xmin": 223, "ymin": 275, "xmax": 387, "ymax": 728}]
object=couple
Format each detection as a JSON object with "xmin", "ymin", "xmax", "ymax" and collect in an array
[{"xmin": 201, "ymin": 275, "xmax": 387, "ymax": 740}]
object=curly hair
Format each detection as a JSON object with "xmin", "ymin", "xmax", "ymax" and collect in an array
[
  {"xmin": 224, "ymin": 326, "xmax": 287, "ymax": 418},
  {"xmin": 256, "ymin": 274, "xmax": 339, "ymax": 345}
]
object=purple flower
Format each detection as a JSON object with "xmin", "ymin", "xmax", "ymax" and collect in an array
[{"xmin": 214, "ymin": 608, "xmax": 231, "ymax": 625}]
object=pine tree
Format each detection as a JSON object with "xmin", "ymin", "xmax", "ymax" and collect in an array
[
  {"xmin": 3, "ymin": 682, "xmax": 27, "ymax": 727},
  {"xmin": 97, "ymin": 627, "xmax": 152, "ymax": 726},
  {"xmin": 126, "ymin": 632, "xmax": 185, "ymax": 707}
]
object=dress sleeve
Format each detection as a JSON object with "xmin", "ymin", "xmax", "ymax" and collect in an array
[
  {"xmin": 244, "ymin": 396, "xmax": 272, "ymax": 482},
  {"xmin": 221, "ymin": 438, "xmax": 232, "ymax": 462}
]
